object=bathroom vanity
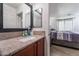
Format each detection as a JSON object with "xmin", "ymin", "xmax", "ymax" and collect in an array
[
  {"xmin": 0, "ymin": 35, "xmax": 45, "ymax": 56},
  {"xmin": 13, "ymin": 36, "xmax": 44, "ymax": 56},
  {"xmin": 13, "ymin": 38, "xmax": 44, "ymax": 56},
  {"xmin": 0, "ymin": 3, "xmax": 45, "ymax": 56}
]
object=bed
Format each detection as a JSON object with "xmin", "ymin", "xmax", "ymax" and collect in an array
[{"xmin": 50, "ymin": 30, "xmax": 79, "ymax": 49}]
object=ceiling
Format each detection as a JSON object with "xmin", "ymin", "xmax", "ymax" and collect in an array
[{"xmin": 49, "ymin": 3, "xmax": 79, "ymax": 17}]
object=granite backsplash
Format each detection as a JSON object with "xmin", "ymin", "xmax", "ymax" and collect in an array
[{"xmin": 0, "ymin": 32, "xmax": 22, "ymax": 40}]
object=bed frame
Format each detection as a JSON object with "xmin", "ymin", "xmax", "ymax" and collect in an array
[{"xmin": 51, "ymin": 39, "xmax": 79, "ymax": 50}]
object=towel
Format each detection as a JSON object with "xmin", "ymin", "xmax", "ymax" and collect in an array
[
  {"xmin": 67, "ymin": 32, "xmax": 72, "ymax": 41},
  {"xmin": 63, "ymin": 32, "xmax": 72, "ymax": 41},
  {"xmin": 57, "ymin": 32, "xmax": 63, "ymax": 40}
]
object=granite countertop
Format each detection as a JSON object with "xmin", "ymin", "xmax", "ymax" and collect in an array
[{"xmin": 0, "ymin": 35, "xmax": 44, "ymax": 56}]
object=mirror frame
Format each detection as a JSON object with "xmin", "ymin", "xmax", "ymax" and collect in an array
[
  {"xmin": 25, "ymin": 3, "xmax": 33, "ymax": 30},
  {"xmin": 0, "ymin": 3, "xmax": 33, "ymax": 32}
]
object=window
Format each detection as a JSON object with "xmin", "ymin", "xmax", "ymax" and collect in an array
[
  {"xmin": 64, "ymin": 20, "xmax": 73, "ymax": 31},
  {"xmin": 58, "ymin": 20, "xmax": 64, "ymax": 31},
  {"xmin": 58, "ymin": 18, "xmax": 73, "ymax": 31}
]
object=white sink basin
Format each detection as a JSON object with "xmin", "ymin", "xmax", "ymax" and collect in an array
[{"xmin": 19, "ymin": 36, "xmax": 36, "ymax": 42}]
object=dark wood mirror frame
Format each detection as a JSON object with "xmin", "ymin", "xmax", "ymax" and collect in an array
[
  {"xmin": 0, "ymin": 3, "xmax": 33, "ymax": 32},
  {"xmin": 25, "ymin": 3, "xmax": 33, "ymax": 30}
]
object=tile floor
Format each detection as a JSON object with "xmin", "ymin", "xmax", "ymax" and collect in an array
[{"xmin": 50, "ymin": 45, "xmax": 79, "ymax": 56}]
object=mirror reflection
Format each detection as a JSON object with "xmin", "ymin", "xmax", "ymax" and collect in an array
[
  {"xmin": 3, "ymin": 3, "xmax": 31, "ymax": 29},
  {"xmin": 33, "ymin": 8, "xmax": 42, "ymax": 28}
]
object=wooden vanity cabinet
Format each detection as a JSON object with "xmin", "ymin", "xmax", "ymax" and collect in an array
[
  {"xmin": 13, "ymin": 44, "xmax": 34, "ymax": 56},
  {"xmin": 35, "ymin": 38, "xmax": 44, "ymax": 56},
  {"xmin": 13, "ymin": 38, "xmax": 44, "ymax": 56}
]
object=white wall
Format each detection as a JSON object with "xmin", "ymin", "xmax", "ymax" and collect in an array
[
  {"xmin": 72, "ymin": 13, "xmax": 79, "ymax": 33},
  {"xmin": 50, "ymin": 17, "xmax": 57, "ymax": 29},
  {"xmin": 49, "ymin": 3, "xmax": 58, "ymax": 30},
  {"xmin": 33, "ymin": 3, "xmax": 50, "ymax": 56},
  {"xmin": 3, "ymin": 4, "xmax": 18, "ymax": 28}
]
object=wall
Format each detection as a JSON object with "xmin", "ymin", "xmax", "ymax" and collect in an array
[
  {"xmin": 72, "ymin": 13, "xmax": 79, "ymax": 33},
  {"xmin": 3, "ymin": 4, "xmax": 18, "ymax": 28},
  {"xmin": 49, "ymin": 17, "xmax": 57, "ymax": 29},
  {"xmin": 33, "ymin": 3, "xmax": 50, "ymax": 56},
  {"xmin": 49, "ymin": 3, "xmax": 58, "ymax": 30}
]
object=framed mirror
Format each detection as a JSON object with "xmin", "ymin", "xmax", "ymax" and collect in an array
[
  {"xmin": 33, "ymin": 8, "xmax": 42, "ymax": 28},
  {"xmin": 3, "ymin": 3, "xmax": 31, "ymax": 29}
]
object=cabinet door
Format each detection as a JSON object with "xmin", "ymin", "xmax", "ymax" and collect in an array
[
  {"xmin": 13, "ymin": 44, "xmax": 34, "ymax": 56},
  {"xmin": 33, "ymin": 43, "xmax": 37, "ymax": 56},
  {"xmin": 37, "ymin": 39, "xmax": 44, "ymax": 56}
]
